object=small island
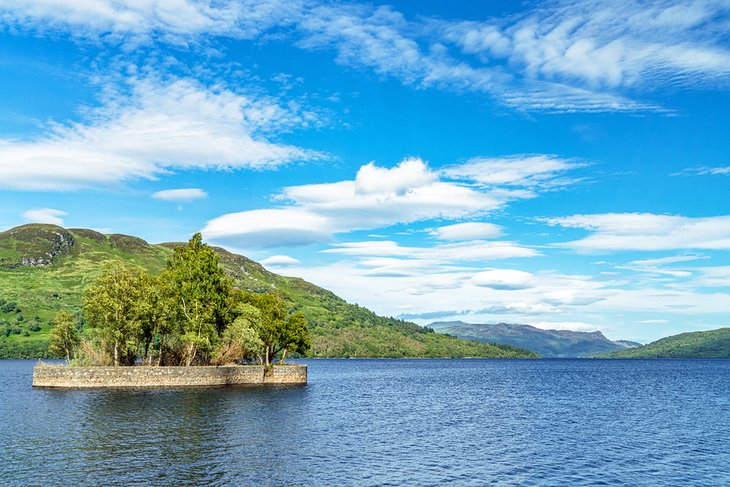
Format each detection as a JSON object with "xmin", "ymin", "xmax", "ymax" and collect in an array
[{"xmin": 33, "ymin": 234, "xmax": 309, "ymax": 388}]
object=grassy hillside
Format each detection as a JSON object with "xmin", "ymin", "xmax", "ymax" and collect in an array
[
  {"xmin": 0, "ymin": 224, "xmax": 538, "ymax": 359},
  {"xmin": 598, "ymin": 328, "xmax": 730, "ymax": 358},
  {"xmin": 431, "ymin": 321, "xmax": 636, "ymax": 358}
]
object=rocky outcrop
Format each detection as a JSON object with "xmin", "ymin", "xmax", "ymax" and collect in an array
[{"xmin": 0, "ymin": 224, "xmax": 76, "ymax": 267}]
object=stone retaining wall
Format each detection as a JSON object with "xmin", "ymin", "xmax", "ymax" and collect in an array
[{"xmin": 32, "ymin": 364, "xmax": 307, "ymax": 388}]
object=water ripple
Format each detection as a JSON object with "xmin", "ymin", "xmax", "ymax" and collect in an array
[{"xmin": 2, "ymin": 359, "xmax": 730, "ymax": 486}]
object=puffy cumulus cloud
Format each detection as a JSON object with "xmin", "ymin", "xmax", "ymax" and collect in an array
[
  {"xmin": 471, "ymin": 269, "xmax": 536, "ymax": 290},
  {"xmin": 354, "ymin": 158, "xmax": 437, "ymax": 195},
  {"xmin": 431, "ymin": 222, "xmax": 503, "ymax": 241},
  {"xmin": 22, "ymin": 208, "xmax": 67, "ymax": 226},
  {"xmin": 203, "ymin": 156, "xmax": 580, "ymax": 247},
  {"xmin": 260, "ymin": 255, "xmax": 301, "ymax": 267},
  {"xmin": 545, "ymin": 213, "xmax": 730, "ymax": 251},
  {"xmin": 281, "ymin": 158, "xmax": 502, "ymax": 228},
  {"xmin": 0, "ymin": 76, "xmax": 320, "ymax": 191},
  {"xmin": 152, "ymin": 188, "xmax": 208, "ymax": 202}
]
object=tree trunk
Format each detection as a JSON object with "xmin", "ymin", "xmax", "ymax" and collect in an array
[
  {"xmin": 186, "ymin": 343, "xmax": 196, "ymax": 366},
  {"xmin": 280, "ymin": 348, "xmax": 287, "ymax": 364},
  {"xmin": 114, "ymin": 341, "xmax": 119, "ymax": 367}
]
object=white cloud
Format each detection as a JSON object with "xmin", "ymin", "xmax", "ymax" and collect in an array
[
  {"xmin": 0, "ymin": 0, "xmax": 300, "ymax": 43},
  {"xmin": 628, "ymin": 255, "xmax": 708, "ymax": 266},
  {"xmin": 152, "ymin": 188, "xmax": 208, "ymax": 202},
  {"xmin": 204, "ymin": 156, "xmax": 579, "ymax": 247},
  {"xmin": 616, "ymin": 254, "xmax": 709, "ymax": 278},
  {"xmin": 471, "ymin": 269, "xmax": 536, "ymax": 290},
  {"xmin": 0, "ymin": 76, "xmax": 320, "ymax": 191},
  {"xmin": 260, "ymin": 255, "xmax": 301, "ymax": 267},
  {"xmin": 545, "ymin": 213, "xmax": 730, "ymax": 252},
  {"xmin": 528, "ymin": 321, "xmax": 601, "ymax": 332},
  {"xmin": 432, "ymin": 222, "xmax": 503, "ymax": 241},
  {"xmin": 442, "ymin": 154, "xmax": 585, "ymax": 189},
  {"xmin": 674, "ymin": 165, "xmax": 730, "ymax": 176},
  {"xmin": 22, "ymin": 208, "xmax": 67, "ymax": 226},
  {"xmin": 445, "ymin": 0, "xmax": 730, "ymax": 88},
  {"xmin": 203, "ymin": 208, "xmax": 334, "ymax": 247},
  {"xmin": 5, "ymin": 0, "xmax": 729, "ymax": 112},
  {"xmin": 354, "ymin": 158, "xmax": 437, "ymax": 195},
  {"xmin": 686, "ymin": 266, "xmax": 730, "ymax": 287},
  {"xmin": 325, "ymin": 239, "xmax": 539, "ymax": 262}
]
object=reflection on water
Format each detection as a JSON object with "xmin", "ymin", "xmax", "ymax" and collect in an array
[{"xmin": 3, "ymin": 359, "xmax": 730, "ymax": 486}]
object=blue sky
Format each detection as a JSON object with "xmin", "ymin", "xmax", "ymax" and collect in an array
[{"xmin": 1, "ymin": 0, "xmax": 729, "ymax": 342}]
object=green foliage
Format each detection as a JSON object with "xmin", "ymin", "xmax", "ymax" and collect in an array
[
  {"xmin": 211, "ymin": 304, "xmax": 264, "ymax": 365},
  {"xmin": 83, "ymin": 262, "xmax": 149, "ymax": 366},
  {"xmin": 240, "ymin": 292, "xmax": 311, "ymax": 366},
  {"xmin": 598, "ymin": 328, "xmax": 730, "ymax": 358},
  {"xmin": 162, "ymin": 233, "xmax": 233, "ymax": 365},
  {"xmin": 48, "ymin": 309, "xmax": 79, "ymax": 361}
]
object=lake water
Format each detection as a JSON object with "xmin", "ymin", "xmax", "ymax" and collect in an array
[{"xmin": 2, "ymin": 359, "xmax": 730, "ymax": 486}]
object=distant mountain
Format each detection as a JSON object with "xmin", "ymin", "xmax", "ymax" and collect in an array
[
  {"xmin": 431, "ymin": 321, "xmax": 638, "ymax": 358},
  {"xmin": 597, "ymin": 328, "xmax": 730, "ymax": 358},
  {"xmin": 0, "ymin": 224, "xmax": 538, "ymax": 359}
]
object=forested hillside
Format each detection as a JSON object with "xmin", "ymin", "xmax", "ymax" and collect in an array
[{"xmin": 0, "ymin": 224, "xmax": 537, "ymax": 359}]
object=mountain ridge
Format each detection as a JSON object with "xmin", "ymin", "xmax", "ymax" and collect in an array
[{"xmin": 430, "ymin": 320, "xmax": 638, "ymax": 358}]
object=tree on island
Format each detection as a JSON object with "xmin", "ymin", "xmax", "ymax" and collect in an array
[
  {"xmin": 241, "ymin": 292, "xmax": 311, "ymax": 367},
  {"xmin": 211, "ymin": 303, "xmax": 264, "ymax": 366},
  {"xmin": 48, "ymin": 309, "xmax": 79, "ymax": 362},
  {"xmin": 76, "ymin": 233, "xmax": 310, "ymax": 367},
  {"xmin": 163, "ymin": 233, "xmax": 233, "ymax": 366},
  {"xmin": 83, "ymin": 262, "xmax": 149, "ymax": 366}
]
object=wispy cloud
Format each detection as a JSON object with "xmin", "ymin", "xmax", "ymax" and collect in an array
[
  {"xmin": 4, "ymin": 0, "xmax": 729, "ymax": 112},
  {"xmin": 0, "ymin": 75, "xmax": 321, "ymax": 191},
  {"xmin": 152, "ymin": 188, "xmax": 208, "ymax": 202},
  {"xmin": 22, "ymin": 208, "xmax": 67, "ymax": 226},
  {"xmin": 431, "ymin": 222, "xmax": 504, "ymax": 241},
  {"xmin": 545, "ymin": 213, "xmax": 730, "ymax": 252},
  {"xmin": 673, "ymin": 165, "xmax": 730, "ymax": 176}
]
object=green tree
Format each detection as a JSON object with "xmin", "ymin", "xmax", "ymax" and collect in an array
[
  {"xmin": 48, "ymin": 310, "xmax": 79, "ymax": 362},
  {"xmin": 163, "ymin": 233, "xmax": 233, "ymax": 366},
  {"xmin": 211, "ymin": 304, "xmax": 264, "ymax": 365},
  {"xmin": 83, "ymin": 262, "xmax": 148, "ymax": 366},
  {"xmin": 136, "ymin": 273, "xmax": 172, "ymax": 365},
  {"xmin": 242, "ymin": 292, "xmax": 311, "ymax": 367},
  {"xmin": 278, "ymin": 311, "xmax": 310, "ymax": 364}
]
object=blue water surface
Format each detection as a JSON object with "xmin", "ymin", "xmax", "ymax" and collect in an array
[{"xmin": 2, "ymin": 358, "xmax": 729, "ymax": 486}]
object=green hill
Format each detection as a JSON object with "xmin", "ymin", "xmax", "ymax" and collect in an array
[
  {"xmin": 430, "ymin": 321, "xmax": 638, "ymax": 358},
  {"xmin": 597, "ymin": 328, "xmax": 730, "ymax": 358},
  {"xmin": 0, "ymin": 224, "xmax": 538, "ymax": 359}
]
